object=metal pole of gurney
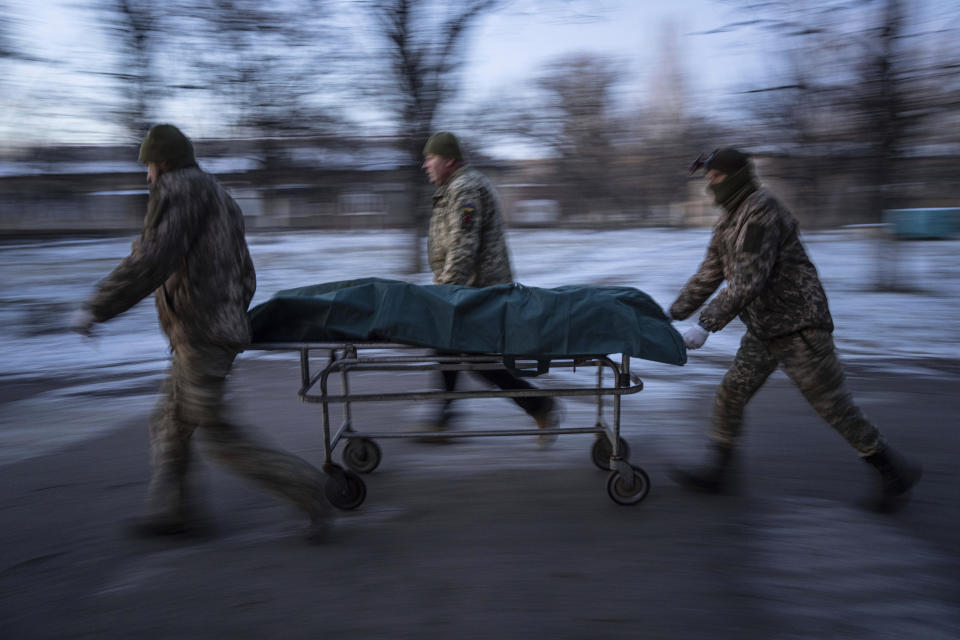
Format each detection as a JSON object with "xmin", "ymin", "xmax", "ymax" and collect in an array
[
  {"xmin": 318, "ymin": 355, "xmax": 336, "ymax": 467},
  {"xmin": 298, "ymin": 347, "xmax": 310, "ymax": 395},
  {"xmin": 612, "ymin": 356, "xmax": 628, "ymax": 459},
  {"xmin": 340, "ymin": 346, "xmax": 356, "ymax": 437},
  {"xmin": 608, "ymin": 354, "xmax": 637, "ymax": 490},
  {"xmin": 595, "ymin": 361, "xmax": 605, "ymax": 429}
]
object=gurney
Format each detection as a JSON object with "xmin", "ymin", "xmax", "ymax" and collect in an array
[{"xmin": 247, "ymin": 278, "xmax": 686, "ymax": 509}]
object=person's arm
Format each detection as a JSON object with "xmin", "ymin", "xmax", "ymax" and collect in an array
[
  {"xmin": 697, "ymin": 205, "xmax": 781, "ymax": 332},
  {"xmin": 87, "ymin": 186, "xmax": 201, "ymax": 323},
  {"xmin": 435, "ymin": 188, "xmax": 484, "ymax": 286},
  {"xmin": 669, "ymin": 236, "xmax": 725, "ymax": 321}
]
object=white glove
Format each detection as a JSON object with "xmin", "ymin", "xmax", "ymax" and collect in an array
[
  {"xmin": 69, "ymin": 308, "xmax": 95, "ymax": 337},
  {"xmin": 683, "ymin": 324, "xmax": 709, "ymax": 350}
]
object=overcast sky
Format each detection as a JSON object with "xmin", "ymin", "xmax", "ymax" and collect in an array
[
  {"xmin": 467, "ymin": 1, "xmax": 762, "ymax": 97},
  {"xmin": 0, "ymin": 0, "xmax": 768, "ymax": 146},
  {"xmin": 0, "ymin": 0, "xmax": 955, "ymax": 147}
]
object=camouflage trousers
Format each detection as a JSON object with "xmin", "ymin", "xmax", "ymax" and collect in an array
[
  {"xmin": 147, "ymin": 342, "xmax": 329, "ymax": 522},
  {"xmin": 710, "ymin": 329, "xmax": 884, "ymax": 456}
]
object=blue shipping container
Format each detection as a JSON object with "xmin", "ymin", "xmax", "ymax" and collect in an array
[{"xmin": 883, "ymin": 208, "xmax": 960, "ymax": 239}]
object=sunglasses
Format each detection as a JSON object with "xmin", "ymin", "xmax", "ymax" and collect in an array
[{"xmin": 688, "ymin": 149, "xmax": 719, "ymax": 176}]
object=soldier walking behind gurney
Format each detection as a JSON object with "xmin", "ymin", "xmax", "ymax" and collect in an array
[
  {"xmin": 668, "ymin": 148, "xmax": 921, "ymax": 512},
  {"xmin": 421, "ymin": 131, "xmax": 558, "ymax": 444},
  {"xmin": 70, "ymin": 124, "xmax": 332, "ymax": 542}
]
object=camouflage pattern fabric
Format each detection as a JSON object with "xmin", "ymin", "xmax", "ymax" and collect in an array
[
  {"xmin": 427, "ymin": 165, "xmax": 547, "ymax": 417},
  {"xmin": 147, "ymin": 342, "xmax": 329, "ymax": 521},
  {"xmin": 86, "ymin": 165, "xmax": 327, "ymax": 523},
  {"xmin": 428, "ymin": 166, "xmax": 513, "ymax": 287},
  {"xmin": 669, "ymin": 188, "xmax": 833, "ymax": 340},
  {"xmin": 88, "ymin": 166, "xmax": 256, "ymax": 350},
  {"xmin": 709, "ymin": 329, "xmax": 883, "ymax": 456}
]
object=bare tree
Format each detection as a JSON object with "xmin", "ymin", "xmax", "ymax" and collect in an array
[
  {"xmin": 855, "ymin": 0, "xmax": 909, "ymax": 289},
  {"xmin": 172, "ymin": 0, "xmax": 347, "ymax": 170},
  {"xmin": 362, "ymin": 0, "xmax": 503, "ymax": 271},
  {"xmin": 464, "ymin": 34, "xmax": 724, "ymax": 226},
  {"xmin": 0, "ymin": 2, "xmax": 15, "ymax": 103},
  {"xmin": 631, "ymin": 23, "xmax": 729, "ymax": 221},
  {"xmin": 737, "ymin": 26, "xmax": 853, "ymax": 218},
  {"xmin": 0, "ymin": 2, "xmax": 14, "ymax": 60},
  {"xmin": 711, "ymin": 0, "xmax": 960, "ymax": 286},
  {"xmin": 719, "ymin": 0, "xmax": 959, "ymax": 188},
  {"xmin": 530, "ymin": 53, "xmax": 626, "ymax": 220},
  {"xmin": 99, "ymin": 0, "xmax": 161, "ymax": 141},
  {"xmin": 444, "ymin": 52, "xmax": 629, "ymax": 223},
  {"xmin": 847, "ymin": 0, "xmax": 958, "ymax": 287}
]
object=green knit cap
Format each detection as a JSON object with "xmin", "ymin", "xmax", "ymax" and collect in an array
[
  {"xmin": 423, "ymin": 131, "xmax": 463, "ymax": 161},
  {"xmin": 138, "ymin": 124, "xmax": 196, "ymax": 167}
]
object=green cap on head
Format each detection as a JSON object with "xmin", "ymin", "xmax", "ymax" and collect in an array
[
  {"xmin": 138, "ymin": 124, "xmax": 196, "ymax": 167},
  {"xmin": 423, "ymin": 131, "xmax": 463, "ymax": 161}
]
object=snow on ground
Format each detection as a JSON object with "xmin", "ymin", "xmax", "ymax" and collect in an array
[{"xmin": 1, "ymin": 228, "xmax": 957, "ymax": 463}]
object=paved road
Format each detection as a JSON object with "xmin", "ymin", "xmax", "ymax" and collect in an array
[{"xmin": 1, "ymin": 356, "xmax": 958, "ymax": 639}]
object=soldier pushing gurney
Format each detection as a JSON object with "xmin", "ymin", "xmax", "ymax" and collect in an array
[{"xmin": 669, "ymin": 148, "xmax": 921, "ymax": 512}]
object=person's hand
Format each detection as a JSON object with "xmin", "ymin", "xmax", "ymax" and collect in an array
[
  {"xmin": 69, "ymin": 308, "xmax": 95, "ymax": 337},
  {"xmin": 683, "ymin": 324, "xmax": 709, "ymax": 350}
]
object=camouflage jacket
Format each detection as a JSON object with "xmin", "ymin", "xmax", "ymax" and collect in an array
[
  {"xmin": 428, "ymin": 166, "xmax": 513, "ymax": 287},
  {"xmin": 669, "ymin": 187, "xmax": 833, "ymax": 340},
  {"xmin": 88, "ymin": 166, "xmax": 256, "ymax": 350}
]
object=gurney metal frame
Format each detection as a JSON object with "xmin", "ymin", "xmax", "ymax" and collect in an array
[{"xmin": 250, "ymin": 342, "xmax": 651, "ymax": 508}]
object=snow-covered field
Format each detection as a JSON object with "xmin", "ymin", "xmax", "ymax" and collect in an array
[{"xmin": 1, "ymin": 228, "xmax": 957, "ymax": 464}]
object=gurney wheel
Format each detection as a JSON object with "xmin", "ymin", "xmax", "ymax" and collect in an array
[
  {"xmin": 591, "ymin": 436, "xmax": 631, "ymax": 471},
  {"xmin": 343, "ymin": 437, "xmax": 382, "ymax": 473},
  {"xmin": 606, "ymin": 466, "xmax": 650, "ymax": 505},
  {"xmin": 325, "ymin": 467, "xmax": 367, "ymax": 510}
]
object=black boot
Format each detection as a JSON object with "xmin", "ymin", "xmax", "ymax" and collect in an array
[
  {"xmin": 669, "ymin": 442, "xmax": 735, "ymax": 494},
  {"xmin": 863, "ymin": 445, "xmax": 922, "ymax": 513}
]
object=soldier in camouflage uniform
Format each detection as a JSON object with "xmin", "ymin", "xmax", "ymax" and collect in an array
[
  {"xmin": 668, "ymin": 148, "xmax": 921, "ymax": 512},
  {"xmin": 70, "ymin": 124, "xmax": 331, "ymax": 541},
  {"xmin": 421, "ymin": 131, "xmax": 557, "ymax": 443}
]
